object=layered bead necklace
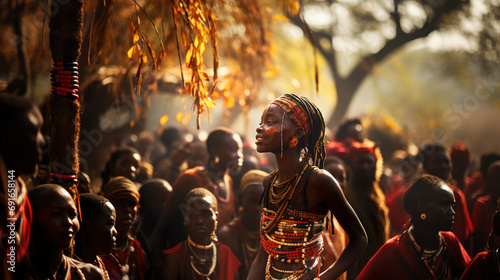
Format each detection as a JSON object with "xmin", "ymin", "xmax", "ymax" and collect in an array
[
  {"xmin": 187, "ymin": 236, "xmax": 217, "ymax": 279},
  {"xmin": 109, "ymin": 242, "xmax": 136, "ymax": 280},
  {"xmin": 407, "ymin": 227, "xmax": 451, "ymax": 279},
  {"xmin": 264, "ymin": 158, "xmax": 309, "ymax": 233}
]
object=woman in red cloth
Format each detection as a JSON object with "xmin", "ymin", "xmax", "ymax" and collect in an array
[
  {"xmin": 357, "ymin": 175, "xmax": 471, "ymax": 280},
  {"xmin": 460, "ymin": 208, "xmax": 500, "ymax": 279},
  {"xmin": 248, "ymin": 93, "xmax": 367, "ymax": 280},
  {"xmin": 159, "ymin": 188, "xmax": 240, "ymax": 279}
]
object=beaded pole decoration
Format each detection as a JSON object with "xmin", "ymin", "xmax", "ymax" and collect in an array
[{"xmin": 50, "ymin": 62, "xmax": 80, "ymax": 100}]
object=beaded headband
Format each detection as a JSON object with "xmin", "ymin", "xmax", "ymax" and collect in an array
[{"xmin": 271, "ymin": 96, "xmax": 312, "ymax": 143}]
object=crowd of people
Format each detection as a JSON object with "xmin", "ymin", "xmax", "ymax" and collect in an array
[{"xmin": 1, "ymin": 92, "xmax": 500, "ymax": 280}]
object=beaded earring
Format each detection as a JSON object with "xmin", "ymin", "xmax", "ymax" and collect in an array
[{"xmin": 289, "ymin": 138, "xmax": 298, "ymax": 148}]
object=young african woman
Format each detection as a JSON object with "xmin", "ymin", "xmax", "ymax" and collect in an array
[
  {"xmin": 247, "ymin": 93, "xmax": 367, "ymax": 280},
  {"xmin": 357, "ymin": 175, "xmax": 471, "ymax": 280}
]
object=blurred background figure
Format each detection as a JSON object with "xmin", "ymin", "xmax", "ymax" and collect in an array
[
  {"xmin": 461, "ymin": 208, "xmax": 500, "ymax": 279},
  {"xmin": 101, "ymin": 146, "xmax": 142, "ymax": 189},
  {"xmin": 420, "ymin": 143, "xmax": 474, "ymax": 252},
  {"xmin": 136, "ymin": 178, "xmax": 172, "ymax": 259},
  {"xmin": 217, "ymin": 169, "xmax": 267, "ymax": 280},
  {"xmin": 471, "ymin": 161, "xmax": 500, "ymax": 255},
  {"xmin": 450, "ymin": 140, "xmax": 472, "ymax": 192}
]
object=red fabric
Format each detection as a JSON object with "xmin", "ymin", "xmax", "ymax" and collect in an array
[
  {"xmin": 472, "ymin": 196, "xmax": 495, "ymax": 240},
  {"xmin": 357, "ymin": 231, "xmax": 471, "ymax": 280},
  {"xmin": 465, "ymin": 171, "xmax": 484, "ymax": 201},
  {"xmin": 326, "ymin": 140, "xmax": 376, "ymax": 164},
  {"xmin": 1, "ymin": 184, "xmax": 32, "ymax": 265},
  {"xmin": 459, "ymin": 251, "xmax": 497, "ymax": 280},
  {"xmin": 162, "ymin": 241, "xmax": 241, "ymax": 280},
  {"xmin": 101, "ymin": 239, "xmax": 146, "ymax": 280},
  {"xmin": 386, "ymin": 186, "xmax": 410, "ymax": 236},
  {"xmin": 449, "ymin": 185, "xmax": 474, "ymax": 243}
]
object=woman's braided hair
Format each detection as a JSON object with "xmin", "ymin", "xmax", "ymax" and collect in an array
[{"xmin": 282, "ymin": 93, "xmax": 326, "ymax": 169}]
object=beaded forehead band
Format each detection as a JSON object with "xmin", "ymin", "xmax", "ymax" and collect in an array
[{"xmin": 271, "ymin": 96, "xmax": 312, "ymax": 142}]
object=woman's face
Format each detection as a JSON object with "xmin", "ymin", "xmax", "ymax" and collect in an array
[
  {"xmin": 351, "ymin": 152, "xmax": 377, "ymax": 184},
  {"xmin": 423, "ymin": 185, "xmax": 456, "ymax": 231},
  {"xmin": 424, "ymin": 151, "xmax": 451, "ymax": 181},
  {"xmin": 112, "ymin": 153, "xmax": 141, "ymax": 181},
  {"xmin": 111, "ymin": 196, "xmax": 138, "ymax": 238},
  {"xmin": 85, "ymin": 202, "xmax": 117, "ymax": 255},
  {"xmin": 214, "ymin": 134, "xmax": 244, "ymax": 172},
  {"xmin": 184, "ymin": 195, "xmax": 217, "ymax": 244},
  {"xmin": 255, "ymin": 104, "xmax": 296, "ymax": 154},
  {"xmin": 34, "ymin": 188, "xmax": 80, "ymax": 251}
]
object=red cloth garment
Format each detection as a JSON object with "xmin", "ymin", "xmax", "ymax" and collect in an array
[
  {"xmin": 357, "ymin": 231, "xmax": 471, "ymax": 280},
  {"xmin": 1, "ymin": 179, "xmax": 32, "ymax": 265},
  {"xmin": 386, "ymin": 185, "xmax": 411, "ymax": 237},
  {"xmin": 162, "ymin": 241, "xmax": 241, "ymax": 280},
  {"xmin": 101, "ymin": 239, "xmax": 146, "ymax": 280},
  {"xmin": 449, "ymin": 185, "xmax": 474, "ymax": 244},
  {"xmin": 459, "ymin": 250, "xmax": 499, "ymax": 280},
  {"xmin": 465, "ymin": 171, "xmax": 484, "ymax": 201}
]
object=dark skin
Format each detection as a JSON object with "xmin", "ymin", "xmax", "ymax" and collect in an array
[
  {"xmin": 160, "ymin": 195, "xmax": 223, "ymax": 280},
  {"xmin": 410, "ymin": 184, "xmax": 456, "ymax": 251},
  {"xmin": 423, "ymin": 151, "xmax": 452, "ymax": 182},
  {"xmin": 76, "ymin": 202, "xmax": 117, "ymax": 263},
  {"xmin": 249, "ymin": 104, "xmax": 367, "ymax": 280},
  {"xmin": 30, "ymin": 187, "xmax": 104, "ymax": 280}
]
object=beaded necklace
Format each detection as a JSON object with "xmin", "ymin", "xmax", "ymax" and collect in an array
[
  {"xmin": 109, "ymin": 242, "xmax": 136, "ymax": 280},
  {"xmin": 407, "ymin": 227, "xmax": 450, "ymax": 279},
  {"xmin": 187, "ymin": 236, "xmax": 217, "ymax": 278},
  {"xmin": 264, "ymin": 159, "xmax": 309, "ymax": 233},
  {"xmin": 72, "ymin": 254, "xmax": 108, "ymax": 280}
]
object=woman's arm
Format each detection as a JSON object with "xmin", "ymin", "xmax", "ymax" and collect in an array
[
  {"xmin": 246, "ymin": 242, "xmax": 267, "ymax": 280},
  {"xmin": 307, "ymin": 170, "xmax": 367, "ymax": 280}
]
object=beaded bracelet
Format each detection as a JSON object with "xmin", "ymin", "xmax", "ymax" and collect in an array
[{"xmin": 50, "ymin": 62, "xmax": 79, "ymax": 100}]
